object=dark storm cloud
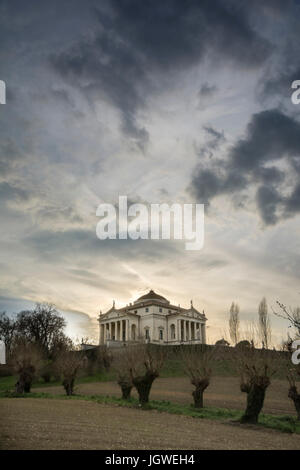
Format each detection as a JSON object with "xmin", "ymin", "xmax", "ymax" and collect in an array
[
  {"xmin": 190, "ymin": 109, "xmax": 300, "ymax": 224},
  {"xmin": 255, "ymin": 185, "xmax": 283, "ymax": 225},
  {"xmin": 286, "ymin": 183, "xmax": 300, "ymax": 214},
  {"xmin": 255, "ymin": 1, "xmax": 300, "ymax": 104},
  {"xmin": 51, "ymin": 0, "xmax": 271, "ymax": 148},
  {"xmin": 190, "ymin": 167, "xmax": 247, "ymax": 206},
  {"xmin": 254, "ymin": 166, "xmax": 285, "ymax": 185},
  {"xmin": 106, "ymin": 0, "xmax": 271, "ymax": 68},
  {"xmin": 230, "ymin": 109, "xmax": 300, "ymax": 170}
]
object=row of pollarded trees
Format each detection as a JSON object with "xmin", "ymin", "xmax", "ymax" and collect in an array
[
  {"xmin": 0, "ymin": 303, "xmax": 112, "ymax": 395},
  {"xmin": 2, "ymin": 300, "xmax": 300, "ymax": 425},
  {"xmin": 0, "ymin": 303, "xmax": 72, "ymax": 393},
  {"xmin": 9, "ymin": 336, "xmax": 112, "ymax": 396},
  {"xmin": 112, "ymin": 342, "xmax": 299, "ymax": 425}
]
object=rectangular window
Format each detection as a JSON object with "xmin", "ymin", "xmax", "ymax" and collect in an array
[
  {"xmin": 145, "ymin": 329, "xmax": 150, "ymax": 339},
  {"xmin": 159, "ymin": 307, "xmax": 162, "ymax": 313},
  {"xmin": 145, "ymin": 307, "xmax": 149, "ymax": 312},
  {"xmin": 159, "ymin": 329, "xmax": 163, "ymax": 340}
]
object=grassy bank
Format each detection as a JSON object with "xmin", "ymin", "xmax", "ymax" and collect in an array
[{"xmin": 0, "ymin": 389, "xmax": 299, "ymax": 436}]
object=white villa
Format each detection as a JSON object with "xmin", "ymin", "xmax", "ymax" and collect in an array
[{"xmin": 98, "ymin": 290, "xmax": 207, "ymax": 346}]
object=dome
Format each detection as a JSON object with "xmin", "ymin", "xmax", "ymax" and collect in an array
[{"xmin": 134, "ymin": 289, "xmax": 169, "ymax": 304}]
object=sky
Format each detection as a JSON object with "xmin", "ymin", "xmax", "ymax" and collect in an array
[{"xmin": 1, "ymin": 0, "xmax": 300, "ymax": 345}]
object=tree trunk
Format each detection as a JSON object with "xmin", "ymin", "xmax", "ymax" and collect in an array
[
  {"xmin": 24, "ymin": 380, "xmax": 31, "ymax": 393},
  {"xmin": 42, "ymin": 373, "xmax": 51, "ymax": 383},
  {"xmin": 63, "ymin": 378, "xmax": 74, "ymax": 396},
  {"xmin": 192, "ymin": 379, "xmax": 209, "ymax": 408},
  {"xmin": 288, "ymin": 386, "xmax": 300, "ymax": 421},
  {"xmin": 240, "ymin": 382, "xmax": 251, "ymax": 394},
  {"xmin": 15, "ymin": 380, "xmax": 24, "ymax": 394},
  {"xmin": 193, "ymin": 387, "xmax": 204, "ymax": 408},
  {"xmin": 132, "ymin": 372, "xmax": 158, "ymax": 405},
  {"xmin": 241, "ymin": 381, "xmax": 269, "ymax": 424},
  {"xmin": 118, "ymin": 380, "xmax": 132, "ymax": 400},
  {"xmin": 15, "ymin": 369, "xmax": 34, "ymax": 394}
]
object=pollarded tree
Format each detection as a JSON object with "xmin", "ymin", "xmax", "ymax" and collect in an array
[
  {"xmin": 114, "ymin": 350, "xmax": 133, "ymax": 400},
  {"xmin": 124, "ymin": 344, "xmax": 165, "ymax": 405},
  {"xmin": 181, "ymin": 345, "xmax": 213, "ymax": 408},
  {"xmin": 287, "ymin": 367, "xmax": 300, "ymax": 421},
  {"xmin": 10, "ymin": 337, "xmax": 42, "ymax": 393},
  {"xmin": 54, "ymin": 341, "xmax": 84, "ymax": 396},
  {"xmin": 237, "ymin": 345, "xmax": 276, "ymax": 424}
]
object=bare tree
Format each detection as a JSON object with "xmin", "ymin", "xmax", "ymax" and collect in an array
[
  {"xmin": 229, "ymin": 302, "xmax": 240, "ymax": 346},
  {"xmin": 113, "ymin": 350, "xmax": 133, "ymax": 400},
  {"xmin": 287, "ymin": 367, "xmax": 300, "ymax": 421},
  {"xmin": 16, "ymin": 303, "xmax": 66, "ymax": 356},
  {"xmin": 181, "ymin": 345, "xmax": 213, "ymax": 408},
  {"xmin": 10, "ymin": 338, "xmax": 42, "ymax": 393},
  {"xmin": 50, "ymin": 332, "xmax": 73, "ymax": 359},
  {"xmin": 258, "ymin": 297, "xmax": 271, "ymax": 349},
  {"xmin": 273, "ymin": 302, "xmax": 300, "ymax": 339},
  {"xmin": 123, "ymin": 344, "xmax": 165, "ymax": 405},
  {"xmin": 0, "ymin": 312, "xmax": 17, "ymax": 359},
  {"xmin": 237, "ymin": 344, "xmax": 276, "ymax": 424},
  {"xmin": 54, "ymin": 341, "xmax": 83, "ymax": 396}
]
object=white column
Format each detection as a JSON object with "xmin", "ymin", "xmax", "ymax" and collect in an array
[
  {"xmin": 120, "ymin": 321, "xmax": 123, "ymax": 341},
  {"xmin": 183, "ymin": 321, "xmax": 186, "ymax": 342},
  {"xmin": 109, "ymin": 322, "xmax": 112, "ymax": 340},
  {"xmin": 126, "ymin": 320, "xmax": 129, "ymax": 341}
]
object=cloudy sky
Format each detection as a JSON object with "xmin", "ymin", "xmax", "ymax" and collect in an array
[{"xmin": 1, "ymin": 0, "xmax": 300, "ymax": 344}]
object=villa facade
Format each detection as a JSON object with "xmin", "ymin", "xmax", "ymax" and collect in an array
[{"xmin": 98, "ymin": 290, "xmax": 207, "ymax": 346}]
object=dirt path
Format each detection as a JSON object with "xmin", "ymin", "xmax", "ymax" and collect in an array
[
  {"xmin": 0, "ymin": 398, "xmax": 299, "ymax": 450},
  {"xmin": 36, "ymin": 376, "xmax": 296, "ymax": 416}
]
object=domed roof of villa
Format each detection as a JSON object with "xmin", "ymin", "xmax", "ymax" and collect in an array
[{"xmin": 134, "ymin": 289, "xmax": 169, "ymax": 304}]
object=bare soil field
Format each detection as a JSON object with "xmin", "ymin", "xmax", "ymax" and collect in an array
[
  {"xmin": 1, "ymin": 398, "xmax": 300, "ymax": 450},
  {"xmin": 36, "ymin": 376, "xmax": 296, "ymax": 416}
]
